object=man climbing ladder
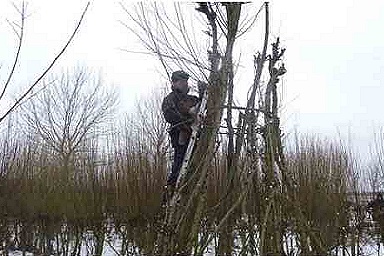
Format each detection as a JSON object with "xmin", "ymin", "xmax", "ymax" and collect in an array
[{"xmin": 161, "ymin": 70, "xmax": 207, "ymax": 200}]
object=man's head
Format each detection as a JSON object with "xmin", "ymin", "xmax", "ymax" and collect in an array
[{"xmin": 171, "ymin": 70, "xmax": 190, "ymax": 94}]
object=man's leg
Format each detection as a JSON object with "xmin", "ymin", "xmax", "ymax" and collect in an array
[
  {"xmin": 163, "ymin": 129, "xmax": 189, "ymax": 204},
  {"xmin": 162, "ymin": 144, "xmax": 187, "ymax": 204},
  {"xmin": 167, "ymin": 143, "xmax": 188, "ymax": 187}
]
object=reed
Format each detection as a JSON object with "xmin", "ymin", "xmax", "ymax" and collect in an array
[
  {"xmin": 0, "ymin": 115, "xmax": 376, "ymax": 255},
  {"xmin": 285, "ymin": 134, "xmax": 358, "ymax": 254}
]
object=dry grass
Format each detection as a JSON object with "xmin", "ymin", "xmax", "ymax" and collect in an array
[
  {"xmin": 285, "ymin": 135, "xmax": 352, "ymax": 253},
  {"xmin": 0, "ymin": 124, "xmax": 375, "ymax": 255}
]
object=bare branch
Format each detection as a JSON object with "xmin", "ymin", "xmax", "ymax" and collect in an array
[
  {"xmin": 1, "ymin": 2, "xmax": 27, "ymax": 102},
  {"xmin": 0, "ymin": 2, "xmax": 91, "ymax": 124}
]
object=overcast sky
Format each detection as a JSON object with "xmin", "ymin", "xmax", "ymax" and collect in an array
[{"xmin": 1, "ymin": 0, "xmax": 384, "ymax": 162}]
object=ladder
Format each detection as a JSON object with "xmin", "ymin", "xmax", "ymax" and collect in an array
[{"xmin": 169, "ymin": 82, "xmax": 208, "ymax": 206}]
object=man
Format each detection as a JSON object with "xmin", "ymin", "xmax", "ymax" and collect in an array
[
  {"xmin": 367, "ymin": 193, "xmax": 384, "ymax": 243},
  {"xmin": 367, "ymin": 192, "xmax": 384, "ymax": 222},
  {"xmin": 161, "ymin": 70, "xmax": 199, "ymax": 192}
]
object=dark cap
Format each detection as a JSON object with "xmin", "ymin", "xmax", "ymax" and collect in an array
[{"xmin": 171, "ymin": 70, "xmax": 190, "ymax": 82}]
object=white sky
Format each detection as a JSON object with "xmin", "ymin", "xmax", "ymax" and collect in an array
[{"xmin": 1, "ymin": 0, "xmax": 384, "ymax": 162}]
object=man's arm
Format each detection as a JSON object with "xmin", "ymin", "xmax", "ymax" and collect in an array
[{"xmin": 162, "ymin": 94, "xmax": 185, "ymax": 125}]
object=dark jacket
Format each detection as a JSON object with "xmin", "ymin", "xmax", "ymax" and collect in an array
[
  {"xmin": 367, "ymin": 194, "xmax": 384, "ymax": 221},
  {"xmin": 161, "ymin": 91, "xmax": 199, "ymax": 127}
]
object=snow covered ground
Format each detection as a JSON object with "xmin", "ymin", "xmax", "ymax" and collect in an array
[
  {"xmin": 4, "ymin": 235, "xmax": 384, "ymax": 256},
  {"xmin": 3, "ymin": 220, "xmax": 384, "ymax": 256}
]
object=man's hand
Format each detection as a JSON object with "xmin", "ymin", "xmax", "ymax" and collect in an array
[
  {"xmin": 197, "ymin": 80, "xmax": 207, "ymax": 99},
  {"xmin": 188, "ymin": 105, "xmax": 198, "ymax": 115}
]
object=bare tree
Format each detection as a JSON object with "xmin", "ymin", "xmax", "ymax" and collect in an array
[
  {"xmin": 21, "ymin": 67, "xmax": 118, "ymax": 173},
  {"xmin": 123, "ymin": 2, "xmax": 291, "ymax": 254},
  {"xmin": 121, "ymin": 87, "xmax": 169, "ymax": 182},
  {"xmin": 0, "ymin": 1, "xmax": 90, "ymax": 124}
]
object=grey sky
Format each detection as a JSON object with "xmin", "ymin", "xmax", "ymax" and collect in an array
[
  {"xmin": 274, "ymin": 0, "xmax": 384, "ymax": 162},
  {"xmin": 1, "ymin": 0, "xmax": 384, "ymax": 162}
]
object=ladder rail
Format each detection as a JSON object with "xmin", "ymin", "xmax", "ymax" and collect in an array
[{"xmin": 175, "ymin": 88, "xmax": 208, "ymax": 188}]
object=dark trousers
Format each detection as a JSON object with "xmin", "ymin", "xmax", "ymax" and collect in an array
[{"xmin": 167, "ymin": 129, "xmax": 189, "ymax": 186}]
